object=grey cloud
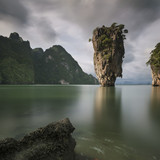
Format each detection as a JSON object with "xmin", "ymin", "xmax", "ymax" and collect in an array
[
  {"xmin": 124, "ymin": 52, "xmax": 135, "ymax": 64},
  {"xmin": 1, "ymin": 0, "xmax": 160, "ymax": 38},
  {"xmin": 29, "ymin": 0, "xmax": 60, "ymax": 11},
  {"xmin": 0, "ymin": 0, "xmax": 57, "ymax": 43},
  {"xmin": 36, "ymin": 19, "xmax": 57, "ymax": 42},
  {"xmin": 34, "ymin": 0, "xmax": 160, "ymax": 39},
  {"xmin": 27, "ymin": 0, "xmax": 116, "ymax": 36},
  {"xmin": 118, "ymin": 0, "xmax": 159, "ymax": 10},
  {"xmin": 111, "ymin": 0, "xmax": 160, "ymax": 38},
  {"xmin": 123, "ymin": 43, "xmax": 135, "ymax": 64},
  {"xmin": 0, "ymin": 0, "xmax": 29, "ymax": 24}
]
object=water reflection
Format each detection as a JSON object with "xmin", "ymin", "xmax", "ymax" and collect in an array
[
  {"xmin": 89, "ymin": 86, "xmax": 160, "ymax": 160},
  {"xmin": 0, "ymin": 85, "xmax": 81, "ymax": 138},
  {"xmin": 121, "ymin": 86, "xmax": 152, "ymax": 144},
  {"xmin": 120, "ymin": 86, "xmax": 160, "ymax": 159},
  {"xmin": 94, "ymin": 87, "xmax": 122, "ymax": 134},
  {"xmin": 149, "ymin": 87, "xmax": 160, "ymax": 150},
  {"xmin": 76, "ymin": 87, "xmax": 129, "ymax": 160},
  {"xmin": 150, "ymin": 87, "xmax": 160, "ymax": 123},
  {"xmin": 1, "ymin": 85, "xmax": 160, "ymax": 160}
]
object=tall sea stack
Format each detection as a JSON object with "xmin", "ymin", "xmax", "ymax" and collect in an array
[
  {"xmin": 147, "ymin": 43, "xmax": 160, "ymax": 86},
  {"xmin": 91, "ymin": 23, "xmax": 128, "ymax": 86}
]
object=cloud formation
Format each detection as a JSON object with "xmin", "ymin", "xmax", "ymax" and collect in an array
[
  {"xmin": 0, "ymin": 0, "xmax": 29, "ymax": 24},
  {"xmin": 35, "ymin": 18, "xmax": 57, "ymax": 42}
]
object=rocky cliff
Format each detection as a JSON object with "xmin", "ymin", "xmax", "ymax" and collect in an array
[
  {"xmin": 33, "ymin": 45, "xmax": 98, "ymax": 84},
  {"xmin": 0, "ymin": 33, "xmax": 34, "ymax": 84},
  {"xmin": 91, "ymin": 23, "xmax": 128, "ymax": 86},
  {"xmin": 0, "ymin": 118, "xmax": 76, "ymax": 160},
  {"xmin": 147, "ymin": 43, "xmax": 160, "ymax": 86},
  {"xmin": 0, "ymin": 33, "xmax": 98, "ymax": 84},
  {"xmin": 151, "ymin": 66, "xmax": 160, "ymax": 86}
]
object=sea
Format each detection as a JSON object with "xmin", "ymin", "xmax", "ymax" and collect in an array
[{"xmin": 0, "ymin": 85, "xmax": 160, "ymax": 160}]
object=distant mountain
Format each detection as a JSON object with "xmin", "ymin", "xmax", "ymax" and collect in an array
[
  {"xmin": 32, "ymin": 45, "xmax": 98, "ymax": 84},
  {"xmin": 0, "ymin": 33, "xmax": 98, "ymax": 84},
  {"xmin": 115, "ymin": 78, "xmax": 152, "ymax": 85}
]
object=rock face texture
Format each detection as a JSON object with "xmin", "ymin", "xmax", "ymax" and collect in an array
[
  {"xmin": 0, "ymin": 32, "xmax": 34, "ymax": 84},
  {"xmin": 33, "ymin": 45, "xmax": 98, "ymax": 84},
  {"xmin": 147, "ymin": 43, "xmax": 160, "ymax": 86},
  {"xmin": 0, "ymin": 33, "xmax": 98, "ymax": 85},
  {"xmin": 0, "ymin": 118, "xmax": 76, "ymax": 160},
  {"xmin": 151, "ymin": 66, "xmax": 160, "ymax": 86},
  {"xmin": 92, "ymin": 23, "xmax": 128, "ymax": 86}
]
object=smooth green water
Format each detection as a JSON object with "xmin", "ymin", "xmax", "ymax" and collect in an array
[{"xmin": 0, "ymin": 85, "xmax": 160, "ymax": 160}]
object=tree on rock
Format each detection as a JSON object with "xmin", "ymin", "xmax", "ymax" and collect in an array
[
  {"xmin": 146, "ymin": 43, "xmax": 160, "ymax": 86},
  {"xmin": 91, "ymin": 23, "xmax": 128, "ymax": 86}
]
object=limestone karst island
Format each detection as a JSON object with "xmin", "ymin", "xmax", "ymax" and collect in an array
[
  {"xmin": 147, "ymin": 43, "xmax": 160, "ymax": 86},
  {"xmin": 91, "ymin": 23, "xmax": 128, "ymax": 86}
]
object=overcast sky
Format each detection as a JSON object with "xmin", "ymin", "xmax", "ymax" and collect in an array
[{"xmin": 1, "ymin": 0, "xmax": 160, "ymax": 83}]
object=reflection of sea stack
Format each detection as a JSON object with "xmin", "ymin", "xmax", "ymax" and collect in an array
[
  {"xmin": 150, "ymin": 87, "xmax": 160, "ymax": 122},
  {"xmin": 91, "ymin": 23, "xmax": 128, "ymax": 86},
  {"xmin": 94, "ymin": 87, "xmax": 121, "ymax": 133},
  {"xmin": 147, "ymin": 43, "xmax": 160, "ymax": 86},
  {"xmin": 149, "ymin": 87, "xmax": 160, "ymax": 142}
]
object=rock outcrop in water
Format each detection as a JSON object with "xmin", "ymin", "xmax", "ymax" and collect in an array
[
  {"xmin": 147, "ymin": 43, "xmax": 160, "ymax": 86},
  {"xmin": 91, "ymin": 23, "xmax": 128, "ymax": 86},
  {"xmin": 0, "ymin": 118, "xmax": 76, "ymax": 160},
  {"xmin": 151, "ymin": 66, "xmax": 160, "ymax": 86}
]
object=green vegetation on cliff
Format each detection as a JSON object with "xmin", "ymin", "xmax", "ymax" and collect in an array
[
  {"xmin": 0, "ymin": 33, "xmax": 98, "ymax": 84},
  {"xmin": 0, "ymin": 33, "xmax": 34, "ymax": 84},
  {"xmin": 33, "ymin": 45, "xmax": 98, "ymax": 84},
  {"xmin": 92, "ymin": 23, "xmax": 128, "ymax": 53},
  {"xmin": 146, "ymin": 43, "xmax": 160, "ymax": 86},
  {"xmin": 91, "ymin": 23, "xmax": 127, "ymax": 86},
  {"xmin": 147, "ymin": 43, "xmax": 160, "ymax": 72}
]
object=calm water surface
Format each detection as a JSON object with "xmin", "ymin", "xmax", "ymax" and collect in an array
[{"xmin": 0, "ymin": 85, "xmax": 160, "ymax": 160}]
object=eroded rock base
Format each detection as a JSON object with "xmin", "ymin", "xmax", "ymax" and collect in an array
[{"xmin": 0, "ymin": 118, "xmax": 76, "ymax": 160}]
